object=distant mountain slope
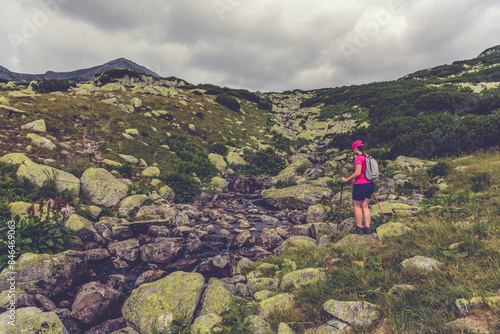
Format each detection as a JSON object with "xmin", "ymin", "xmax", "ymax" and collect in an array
[{"xmin": 0, "ymin": 58, "xmax": 159, "ymax": 82}]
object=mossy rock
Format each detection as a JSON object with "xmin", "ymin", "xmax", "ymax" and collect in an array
[
  {"xmin": 0, "ymin": 250, "xmax": 86, "ymax": 297},
  {"xmin": 117, "ymin": 195, "xmax": 149, "ymax": 216},
  {"xmin": 101, "ymin": 83, "xmax": 126, "ymax": 92},
  {"xmin": 282, "ymin": 236, "xmax": 317, "ymax": 250},
  {"xmin": 26, "ymin": 133, "xmax": 56, "ymax": 150},
  {"xmin": 226, "ymin": 151, "xmax": 247, "ymax": 165},
  {"xmin": 64, "ymin": 214, "xmax": 98, "ymax": 241},
  {"xmin": 16, "ymin": 160, "xmax": 80, "ymax": 195},
  {"xmin": 280, "ymin": 268, "xmax": 326, "ymax": 291},
  {"xmin": 376, "ymin": 222, "xmax": 410, "ymax": 240},
  {"xmin": 191, "ymin": 313, "xmax": 223, "ymax": 334},
  {"xmin": 371, "ymin": 202, "xmax": 419, "ymax": 217},
  {"xmin": 208, "ymin": 153, "xmax": 227, "ymax": 173},
  {"xmin": 401, "ymin": 256, "xmax": 441, "ymax": 271},
  {"xmin": 323, "ymin": 300, "xmax": 380, "ymax": 326},
  {"xmin": 261, "ymin": 184, "xmax": 331, "ymax": 208},
  {"xmin": 122, "ymin": 271, "xmax": 205, "ymax": 333},
  {"xmin": 158, "ymin": 185, "xmax": 175, "ymax": 202},
  {"xmin": 246, "ymin": 315, "xmax": 273, "ymax": 334},
  {"xmin": 259, "ymin": 293, "xmax": 295, "ymax": 318},
  {"xmin": 247, "ymin": 277, "xmax": 280, "ymax": 295},
  {"xmin": 80, "ymin": 168, "xmax": 129, "ymax": 207},
  {"xmin": 0, "ymin": 307, "xmax": 69, "ymax": 334},
  {"xmin": 141, "ymin": 167, "xmax": 160, "ymax": 178},
  {"xmin": 0, "ymin": 153, "xmax": 32, "ymax": 165},
  {"xmin": 210, "ymin": 177, "xmax": 227, "ymax": 189},
  {"xmin": 21, "ymin": 119, "xmax": 46, "ymax": 132},
  {"xmin": 199, "ymin": 278, "xmax": 233, "ymax": 316}
]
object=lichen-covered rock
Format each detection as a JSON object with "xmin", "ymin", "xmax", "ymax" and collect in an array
[
  {"xmin": 445, "ymin": 316, "xmax": 494, "ymax": 333},
  {"xmin": 81, "ymin": 168, "xmax": 129, "ymax": 207},
  {"xmin": 21, "ymin": 119, "xmax": 47, "ymax": 132},
  {"xmin": 262, "ymin": 185, "xmax": 331, "ymax": 208},
  {"xmin": 259, "ymin": 293, "xmax": 295, "ymax": 318},
  {"xmin": 110, "ymin": 327, "xmax": 139, "ymax": 334},
  {"xmin": 323, "ymin": 300, "xmax": 380, "ymax": 326},
  {"xmin": 226, "ymin": 151, "xmax": 247, "ymax": 165},
  {"xmin": 401, "ymin": 256, "xmax": 442, "ymax": 271},
  {"xmin": 0, "ymin": 251, "xmax": 86, "ymax": 297},
  {"xmin": 26, "ymin": 133, "xmax": 56, "ymax": 150},
  {"xmin": 280, "ymin": 268, "xmax": 326, "ymax": 291},
  {"xmin": 234, "ymin": 257, "xmax": 254, "ymax": 274},
  {"xmin": 130, "ymin": 97, "xmax": 142, "ymax": 108},
  {"xmin": 278, "ymin": 322, "xmax": 295, "ymax": 334},
  {"xmin": 191, "ymin": 313, "xmax": 223, "ymax": 334},
  {"xmin": 140, "ymin": 240, "xmax": 184, "ymax": 263},
  {"xmin": 118, "ymin": 194, "xmax": 149, "ymax": 216},
  {"xmin": 0, "ymin": 153, "xmax": 32, "ymax": 165},
  {"xmin": 124, "ymin": 128, "xmax": 140, "ymax": 137},
  {"xmin": 17, "ymin": 160, "xmax": 80, "ymax": 195},
  {"xmin": 118, "ymin": 154, "xmax": 139, "ymax": 164},
  {"xmin": 376, "ymin": 222, "xmax": 410, "ymax": 240},
  {"xmin": 199, "ymin": 278, "xmax": 233, "ymax": 316},
  {"xmin": 247, "ymin": 277, "xmax": 280, "ymax": 294},
  {"xmin": 334, "ymin": 234, "xmax": 377, "ymax": 247},
  {"xmin": 282, "ymin": 236, "xmax": 318, "ymax": 249},
  {"xmin": 141, "ymin": 166, "xmax": 160, "ymax": 178},
  {"xmin": 271, "ymin": 156, "xmax": 312, "ymax": 184},
  {"xmin": 0, "ymin": 289, "xmax": 36, "ymax": 312},
  {"xmin": 103, "ymin": 159, "xmax": 123, "ymax": 168},
  {"xmin": 108, "ymin": 239, "xmax": 141, "ymax": 262},
  {"xmin": 71, "ymin": 282, "xmax": 122, "ymax": 325},
  {"xmin": 158, "ymin": 185, "xmax": 175, "ymax": 201},
  {"xmin": 0, "ymin": 307, "xmax": 69, "ymax": 333},
  {"xmin": 310, "ymin": 222, "xmax": 337, "ymax": 241},
  {"xmin": 392, "ymin": 156, "xmax": 436, "ymax": 172},
  {"xmin": 371, "ymin": 202, "xmax": 419, "ymax": 217},
  {"xmin": 65, "ymin": 214, "xmax": 99, "ymax": 241},
  {"xmin": 210, "ymin": 176, "xmax": 227, "ymax": 189},
  {"xmin": 101, "ymin": 83, "xmax": 126, "ymax": 92},
  {"xmin": 209, "ymin": 153, "xmax": 227, "ymax": 173},
  {"xmin": 306, "ymin": 204, "xmax": 327, "ymax": 224},
  {"xmin": 122, "ymin": 271, "xmax": 205, "ymax": 333},
  {"xmin": 455, "ymin": 296, "xmax": 500, "ymax": 314}
]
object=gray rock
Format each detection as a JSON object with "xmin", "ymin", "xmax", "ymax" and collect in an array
[
  {"xmin": 401, "ymin": 256, "xmax": 442, "ymax": 271},
  {"xmin": 323, "ymin": 300, "xmax": 380, "ymax": 326},
  {"xmin": 71, "ymin": 282, "xmax": 122, "ymax": 325}
]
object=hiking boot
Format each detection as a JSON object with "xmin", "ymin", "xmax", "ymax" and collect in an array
[
  {"xmin": 362, "ymin": 227, "xmax": 371, "ymax": 235},
  {"xmin": 351, "ymin": 226, "xmax": 363, "ymax": 235}
]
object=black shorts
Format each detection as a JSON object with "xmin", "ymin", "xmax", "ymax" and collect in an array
[{"xmin": 352, "ymin": 183, "xmax": 375, "ymax": 201}]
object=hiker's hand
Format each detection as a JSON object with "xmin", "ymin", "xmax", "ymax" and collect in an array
[{"xmin": 341, "ymin": 177, "xmax": 348, "ymax": 183}]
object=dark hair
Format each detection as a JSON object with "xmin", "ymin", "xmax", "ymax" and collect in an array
[{"xmin": 356, "ymin": 145, "xmax": 366, "ymax": 153}]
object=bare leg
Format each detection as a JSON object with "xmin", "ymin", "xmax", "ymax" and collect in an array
[
  {"xmin": 361, "ymin": 198, "xmax": 371, "ymax": 228},
  {"xmin": 353, "ymin": 200, "xmax": 363, "ymax": 228}
]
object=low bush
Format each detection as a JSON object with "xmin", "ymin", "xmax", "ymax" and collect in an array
[
  {"xmin": 209, "ymin": 142, "xmax": 229, "ymax": 156},
  {"xmin": 469, "ymin": 171, "xmax": 491, "ymax": 192},
  {"xmin": 32, "ymin": 79, "xmax": 76, "ymax": 93},
  {"xmin": 161, "ymin": 172, "xmax": 200, "ymax": 203},
  {"xmin": 233, "ymin": 148, "xmax": 286, "ymax": 176},
  {"xmin": 216, "ymin": 93, "xmax": 241, "ymax": 112}
]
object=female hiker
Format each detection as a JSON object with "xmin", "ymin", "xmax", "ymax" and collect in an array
[{"xmin": 341, "ymin": 140, "xmax": 375, "ymax": 235}]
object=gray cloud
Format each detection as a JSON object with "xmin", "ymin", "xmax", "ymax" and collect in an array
[{"xmin": 0, "ymin": 0, "xmax": 499, "ymax": 91}]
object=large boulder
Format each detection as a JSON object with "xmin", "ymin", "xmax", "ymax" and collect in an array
[
  {"xmin": 226, "ymin": 152, "xmax": 247, "ymax": 165},
  {"xmin": 261, "ymin": 184, "xmax": 331, "ymax": 208},
  {"xmin": 122, "ymin": 271, "xmax": 205, "ymax": 333},
  {"xmin": 17, "ymin": 160, "xmax": 80, "ymax": 195},
  {"xmin": 80, "ymin": 168, "xmax": 129, "ymax": 207},
  {"xmin": 0, "ymin": 251, "xmax": 86, "ymax": 297},
  {"xmin": 0, "ymin": 307, "xmax": 69, "ymax": 334},
  {"xmin": 140, "ymin": 239, "xmax": 184, "ymax": 263},
  {"xmin": 191, "ymin": 313, "xmax": 223, "ymax": 334},
  {"xmin": 71, "ymin": 282, "xmax": 122, "ymax": 325},
  {"xmin": 323, "ymin": 300, "xmax": 380, "ymax": 326},
  {"xmin": 101, "ymin": 83, "xmax": 126, "ymax": 92}
]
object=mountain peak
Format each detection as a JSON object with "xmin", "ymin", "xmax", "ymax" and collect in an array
[
  {"xmin": 0, "ymin": 58, "xmax": 160, "ymax": 82},
  {"xmin": 478, "ymin": 45, "xmax": 500, "ymax": 58}
]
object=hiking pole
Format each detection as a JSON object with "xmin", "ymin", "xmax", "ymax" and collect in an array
[
  {"xmin": 337, "ymin": 183, "xmax": 344, "ymax": 234},
  {"xmin": 372, "ymin": 192, "xmax": 386, "ymax": 221}
]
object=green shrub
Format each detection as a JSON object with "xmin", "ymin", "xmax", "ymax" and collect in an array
[
  {"xmin": 166, "ymin": 135, "xmax": 217, "ymax": 180},
  {"xmin": 469, "ymin": 172, "xmax": 491, "ymax": 192},
  {"xmin": 209, "ymin": 142, "xmax": 229, "ymax": 156},
  {"xmin": 427, "ymin": 162, "xmax": 451, "ymax": 179},
  {"xmin": 294, "ymin": 164, "xmax": 309, "ymax": 175},
  {"xmin": 32, "ymin": 79, "xmax": 76, "ymax": 93},
  {"xmin": 275, "ymin": 179, "xmax": 297, "ymax": 189},
  {"xmin": 233, "ymin": 148, "xmax": 286, "ymax": 176},
  {"xmin": 280, "ymin": 197, "xmax": 304, "ymax": 210},
  {"xmin": 216, "ymin": 93, "xmax": 241, "ymax": 112},
  {"xmin": 161, "ymin": 172, "xmax": 200, "ymax": 203},
  {"xmin": 0, "ymin": 210, "xmax": 73, "ymax": 271}
]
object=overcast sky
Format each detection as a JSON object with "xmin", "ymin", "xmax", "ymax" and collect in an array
[{"xmin": 0, "ymin": 0, "xmax": 499, "ymax": 92}]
